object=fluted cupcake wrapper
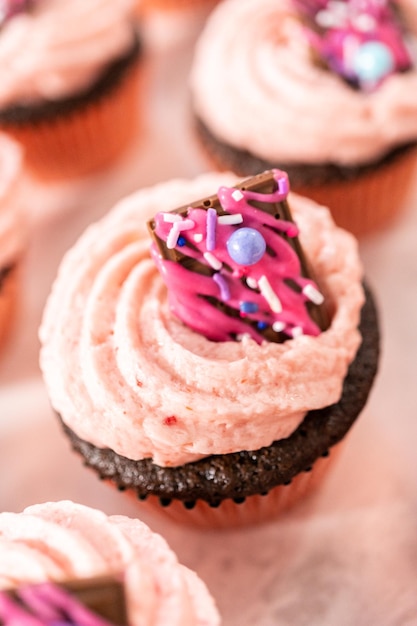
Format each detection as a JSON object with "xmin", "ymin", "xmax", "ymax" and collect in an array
[
  {"xmin": 0, "ymin": 38, "xmax": 143, "ymax": 181},
  {"xmin": 0, "ymin": 264, "xmax": 20, "ymax": 351},
  {"xmin": 294, "ymin": 146, "xmax": 417, "ymax": 239},
  {"xmin": 136, "ymin": 443, "xmax": 345, "ymax": 529}
]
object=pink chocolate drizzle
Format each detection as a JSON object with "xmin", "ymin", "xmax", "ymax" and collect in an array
[
  {"xmin": 293, "ymin": 0, "xmax": 412, "ymax": 90},
  {"xmin": 151, "ymin": 170, "xmax": 325, "ymax": 344},
  {"xmin": 0, "ymin": 0, "xmax": 34, "ymax": 25},
  {"xmin": 0, "ymin": 583, "xmax": 116, "ymax": 626}
]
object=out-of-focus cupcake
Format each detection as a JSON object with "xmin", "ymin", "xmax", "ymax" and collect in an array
[
  {"xmin": 0, "ymin": 0, "xmax": 144, "ymax": 181},
  {"xmin": 39, "ymin": 170, "xmax": 379, "ymax": 528},
  {"xmin": 190, "ymin": 0, "xmax": 417, "ymax": 237},
  {"xmin": 0, "ymin": 133, "xmax": 24, "ymax": 352},
  {"xmin": 0, "ymin": 500, "xmax": 220, "ymax": 625}
]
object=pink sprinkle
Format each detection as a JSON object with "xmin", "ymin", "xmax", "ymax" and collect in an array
[
  {"xmin": 206, "ymin": 208, "xmax": 217, "ymax": 251},
  {"xmin": 163, "ymin": 416, "xmax": 177, "ymax": 426},
  {"xmin": 177, "ymin": 219, "xmax": 195, "ymax": 231}
]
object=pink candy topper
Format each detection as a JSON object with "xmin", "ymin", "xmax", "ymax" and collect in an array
[
  {"xmin": 149, "ymin": 170, "xmax": 329, "ymax": 345},
  {"xmin": 293, "ymin": 0, "xmax": 412, "ymax": 90}
]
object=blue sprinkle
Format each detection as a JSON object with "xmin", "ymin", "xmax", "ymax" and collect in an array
[
  {"xmin": 177, "ymin": 236, "xmax": 186, "ymax": 247},
  {"xmin": 257, "ymin": 321, "xmax": 268, "ymax": 330},
  {"xmin": 240, "ymin": 301, "xmax": 259, "ymax": 314}
]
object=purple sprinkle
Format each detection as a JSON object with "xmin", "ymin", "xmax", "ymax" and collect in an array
[
  {"xmin": 213, "ymin": 273, "xmax": 230, "ymax": 302},
  {"xmin": 206, "ymin": 208, "xmax": 217, "ymax": 251}
]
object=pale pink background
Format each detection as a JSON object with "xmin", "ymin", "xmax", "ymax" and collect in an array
[{"xmin": 1, "ymin": 22, "xmax": 417, "ymax": 626}]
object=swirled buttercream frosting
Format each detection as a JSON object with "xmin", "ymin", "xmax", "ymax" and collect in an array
[
  {"xmin": 0, "ymin": 500, "xmax": 220, "ymax": 626},
  {"xmin": 190, "ymin": 0, "xmax": 417, "ymax": 166},
  {"xmin": 40, "ymin": 172, "xmax": 364, "ymax": 467},
  {"xmin": 0, "ymin": 0, "xmax": 136, "ymax": 107}
]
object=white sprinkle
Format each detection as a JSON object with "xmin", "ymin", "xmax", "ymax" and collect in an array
[
  {"xmin": 272, "ymin": 321, "xmax": 285, "ymax": 333},
  {"xmin": 236, "ymin": 333, "xmax": 251, "ymax": 342},
  {"xmin": 177, "ymin": 219, "xmax": 195, "ymax": 231},
  {"xmin": 218, "ymin": 213, "xmax": 243, "ymax": 225},
  {"xmin": 291, "ymin": 326, "xmax": 304, "ymax": 338},
  {"xmin": 246, "ymin": 277, "xmax": 258, "ymax": 290},
  {"xmin": 203, "ymin": 251, "xmax": 223, "ymax": 271},
  {"xmin": 258, "ymin": 275, "xmax": 282, "ymax": 313},
  {"xmin": 353, "ymin": 13, "xmax": 376, "ymax": 32},
  {"xmin": 193, "ymin": 233, "xmax": 203, "ymax": 243},
  {"xmin": 303, "ymin": 284, "xmax": 324, "ymax": 305},
  {"xmin": 163, "ymin": 213, "xmax": 182, "ymax": 223},
  {"xmin": 167, "ymin": 224, "xmax": 180, "ymax": 249},
  {"xmin": 231, "ymin": 189, "xmax": 244, "ymax": 201}
]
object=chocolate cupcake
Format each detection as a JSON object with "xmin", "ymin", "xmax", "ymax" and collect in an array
[
  {"xmin": 0, "ymin": 0, "xmax": 144, "ymax": 180},
  {"xmin": 190, "ymin": 0, "xmax": 417, "ymax": 237},
  {"xmin": 40, "ymin": 171, "xmax": 379, "ymax": 527},
  {"xmin": 0, "ymin": 500, "xmax": 220, "ymax": 625}
]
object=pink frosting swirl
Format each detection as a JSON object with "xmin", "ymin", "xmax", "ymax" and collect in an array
[
  {"xmin": 190, "ymin": 0, "xmax": 417, "ymax": 166},
  {"xmin": 0, "ymin": 133, "xmax": 24, "ymax": 268},
  {"xmin": 0, "ymin": 0, "xmax": 136, "ymax": 108},
  {"xmin": 39, "ymin": 173, "xmax": 364, "ymax": 468},
  {"xmin": 0, "ymin": 501, "xmax": 220, "ymax": 626}
]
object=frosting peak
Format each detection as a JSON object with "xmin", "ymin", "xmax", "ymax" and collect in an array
[{"xmin": 0, "ymin": 0, "xmax": 136, "ymax": 107}]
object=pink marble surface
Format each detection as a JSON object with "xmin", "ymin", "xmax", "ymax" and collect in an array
[{"xmin": 1, "ymin": 33, "xmax": 417, "ymax": 626}]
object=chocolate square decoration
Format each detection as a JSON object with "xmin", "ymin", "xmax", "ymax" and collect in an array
[{"xmin": 148, "ymin": 169, "xmax": 329, "ymax": 344}]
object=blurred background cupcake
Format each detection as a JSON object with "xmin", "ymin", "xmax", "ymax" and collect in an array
[
  {"xmin": 39, "ymin": 170, "xmax": 379, "ymax": 528},
  {"xmin": 0, "ymin": 500, "xmax": 220, "ymax": 625},
  {"xmin": 190, "ymin": 0, "xmax": 417, "ymax": 237},
  {"xmin": 0, "ymin": 0, "xmax": 144, "ymax": 181},
  {"xmin": 0, "ymin": 133, "xmax": 25, "ymax": 352}
]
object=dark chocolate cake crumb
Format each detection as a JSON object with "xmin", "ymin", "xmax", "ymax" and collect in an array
[
  {"xmin": 194, "ymin": 115, "xmax": 416, "ymax": 187},
  {"xmin": 61, "ymin": 284, "xmax": 379, "ymax": 506}
]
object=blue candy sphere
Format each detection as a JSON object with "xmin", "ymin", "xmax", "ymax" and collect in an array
[
  {"xmin": 352, "ymin": 41, "xmax": 394, "ymax": 84},
  {"xmin": 226, "ymin": 227, "xmax": 266, "ymax": 266}
]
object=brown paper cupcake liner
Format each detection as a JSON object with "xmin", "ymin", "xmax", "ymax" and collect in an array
[
  {"xmin": 135, "ymin": 443, "xmax": 344, "ymax": 528},
  {"xmin": 0, "ymin": 36, "xmax": 143, "ymax": 181},
  {"xmin": 0, "ymin": 264, "xmax": 19, "ymax": 351},
  {"xmin": 294, "ymin": 146, "xmax": 417, "ymax": 238}
]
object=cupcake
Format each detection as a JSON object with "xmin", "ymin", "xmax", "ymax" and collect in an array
[
  {"xmin": 189, "ymin": 0, "xmax": 417, "ymax": 237},
  {"xmin": 0, "ymin": 133, "xmax": 24, "ymax": 351},
  {"xmin": 0, "ymin": 0, "xmax": 143, "ymax": 181},
  {"xmin": 39, "ymin": 170, "xmax": 379, "ymax": 528},
  {"xmin": 0, "ymin": 500, "xmax": 220, "ymax": 625}
]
